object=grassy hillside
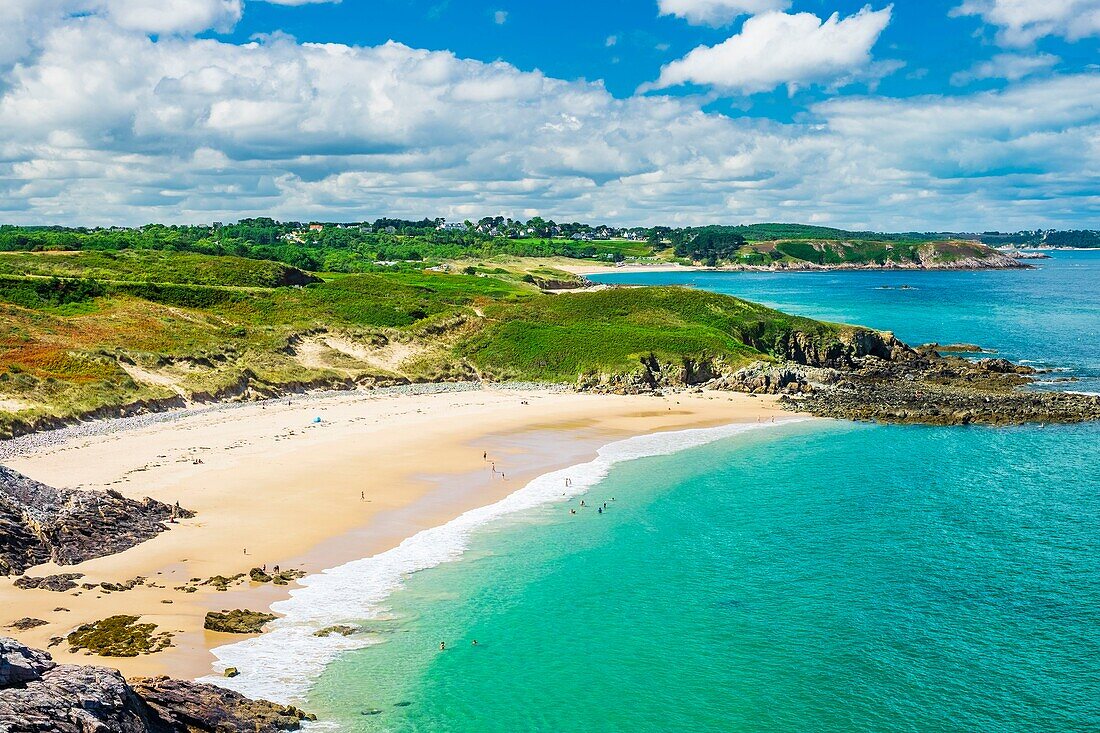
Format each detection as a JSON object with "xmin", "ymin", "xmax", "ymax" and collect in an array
[
  {"xmin": 0, "ymin": 250, "xmax": 317, "ymax": 287},
  {"xmin": 726, "ymin": 223, "xmax": 946, "ymax": 243},
  {"xmin": 463, "ymin": 287, "xmax": 831, "ymax": 381},
  {"xmin": 0, "ymin": 250, "xmax": 857, "ymax": 435}
]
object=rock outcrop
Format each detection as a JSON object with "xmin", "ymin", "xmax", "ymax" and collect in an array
[
  {"xmin": 204, "ymin": 610, "xmax": 277, "ymax": 634},
  {"xmin": 574, "ymin": 323, "xmax": 1100, "ymax": 426},
  {"xmin": 0, "ymin": 637, "xmax": 312, "ymax": 733},
  {"xmin": 0, "ymin": 466, "xmax": 192, "ymax": 576},
  {"xmin": 778, "ymin": 349, "xmax": 1100, "ymax": 426}
]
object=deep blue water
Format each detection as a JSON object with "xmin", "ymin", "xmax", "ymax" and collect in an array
[{"xmin": 590, "ymin": 250, "xmax": 1100, "ymax": 392}]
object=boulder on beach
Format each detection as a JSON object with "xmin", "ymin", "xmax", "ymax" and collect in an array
[
  {"xmin": 204, "ymin": 610, "xmax": 278, "ymax": 634},
  {"xmin": 0, "ymin": 636, "xmax": 313, "ymax": 732}
]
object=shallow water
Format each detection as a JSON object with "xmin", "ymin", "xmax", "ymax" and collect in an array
[
  {"xmin": 264, "ymin": 252, "xmax": 1100, "ymax": 731},
  {"xmin": 309, "ymin": 420, "xmax": 1099, "ymax": 732}
]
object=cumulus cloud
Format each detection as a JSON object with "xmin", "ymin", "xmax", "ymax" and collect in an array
[
  {"xmin": 0, "ymin": 4, "xmax": 1095, "ymax": 230},
  {"xmin": 657, "ymin": 0, "xmax": 790, "ymax": 26},
  {"xmin": 98, "ymin": 0, "xmax": 243, "ymax": 34},
  {"xmin": 645, "ymin": 6, "xmax": 895, "ymax": 95},
  {"xmin": 950, "ymin": 52, "xmax": 1059, "ymax": 85},
  {"xmin": 494, "ymin": 10, "xmax": 508, "ymax": 24},
  {"xmin": 952, "ymin": 0, "xmax": 1100, "ymax": 46}
]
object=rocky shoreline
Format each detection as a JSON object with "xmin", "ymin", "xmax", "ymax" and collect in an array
[
  {"xmin": 0, "ymin": 637, "xmax": 312, "ymax": 733},
  {"xmin": 754, "ymin": 345, "xmax": 1100, "ymax": 426},
  {"xmin": 0, "ymin": 466, "xmax": 193, "ymax": 577},
  {"xmin": 712, "ymin": 255, "xmax": 1028, "ymax": 272},
  {"xmin": 577, "ymin": 329, "xmax": 1100, "ymax": 426}
]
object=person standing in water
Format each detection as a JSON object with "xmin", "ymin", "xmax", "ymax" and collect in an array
[{"xmin": 440, "ymin": 641, "xmax": 446, "ymax": 651}]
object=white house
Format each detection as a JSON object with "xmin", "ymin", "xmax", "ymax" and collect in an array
[{"xmin": 436, "ymin": 221, "xmax": 467, "ymax": 232}]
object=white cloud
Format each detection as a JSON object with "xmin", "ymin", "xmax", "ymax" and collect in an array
[
  {"xmin": 657, "ymin": 0, "xmax": 790, "ymax": 26},
  {"xmin": 950, "ymin": 52, "xmax": 1059, "ymax": 85},
  {"xmin": 494, "ymin": 10, "xmax": 508, "ymax": 24},
  {"xmin": 645, "ymin": 7, "xmax": 895, "ymax": 95},
  {"xmin": 606, "ymin": 35, "xmax": 618, "ymax": 47},
  {"xmin": 259, "ymin": 0, "xmax": 341, "ymax": 5},
  {"xmin": 952, "ymin": 0, "xmax": 1100, "ymax": 46},
  {"xmin": 98, "ymin": 0, "xmax": 244, "ymax": 35},
  {"xmin": 0, "ymin": 4, "xmax": 1095, "ymax": 230}
]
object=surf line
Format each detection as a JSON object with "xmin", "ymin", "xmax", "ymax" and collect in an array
[{"xmin": 201, "ymin": 417, "xmax": 813, "ymax": 704}]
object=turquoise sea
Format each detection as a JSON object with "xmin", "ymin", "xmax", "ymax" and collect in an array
[{"xmin": 236, "ymin": 252, "xmax": 1100, "ymax": 731}]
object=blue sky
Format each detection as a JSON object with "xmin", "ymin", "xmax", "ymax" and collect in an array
[
  {"xmin": 0, "ymin": 0, "xmax": 1097, "ymax": 229},
  {"xmin": 230, "ymin": 0, "xmax": 1096, "ymax": 106}
]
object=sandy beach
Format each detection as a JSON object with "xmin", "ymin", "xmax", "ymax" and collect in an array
[
  {"xmin": 558, "ymin": 262, "xmax": 703, "ymax": 276},
  {"xmin": 0, "ymin": 386, "xmax": 793, "ymax": 680}
]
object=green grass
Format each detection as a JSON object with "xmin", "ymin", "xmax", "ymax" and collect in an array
[
  {"xmin": 0, "ymin": 250, "xmax": 315, "ymax": 287},
  {"xmin": 0, "ymin": 249, "xmax": 859, "ymax": 435},
  {"xmin": 462, "ymin": 287, "xmax": 840, "ymax": 380}
]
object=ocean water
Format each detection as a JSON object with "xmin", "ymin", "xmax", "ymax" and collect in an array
[
  {"xmin": 589, "ymin": 250, "xmax": 1100, "ymax": 393},
  {"xmin": 216, "ymin": 252, "xmax": 1099, "ymax": 731}
]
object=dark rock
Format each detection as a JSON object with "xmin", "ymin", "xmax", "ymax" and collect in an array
[
  {"xmin": 0, "ymin": 465, "xmax": 194, "ymax": 576},
  {"xmin": 13, "ymin": 574, "xmax": 84, "ymax": 592},
  {"xmin": 204, "ymin": 610, "xmax": 277, "ymax": 634},
  {"xmin": 202, "ymin": 573, "xmax": 246, "ymax": 591},
  {"xmin": 975, "ymin": 357, "xmax": 1037, "ymax": 375},
  {"xmin": 66, "ymin": 615, "xmax": 173, "ymax": 657},
  {"xmin": 249, "ymin": 567, "xmax": 273, "ymax": 583},
  {"xmin": 7, "ymin": 618, "xmax": 48, "ymax": 631},
  {"xmin": 0, "ymin": 637, "xmax": 313, "ymax": 732},
  {"xmin": 778, "ymin": 348, "xmax": 1100, "ymax": 426},
  {"xmin": 313, "ymin": 625, "xmax": 356, "ymax": 638}
]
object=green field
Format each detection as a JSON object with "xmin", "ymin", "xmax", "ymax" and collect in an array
[{"xmin": 0, "ymin": 249, "xmax": 861, "ymax": 436}]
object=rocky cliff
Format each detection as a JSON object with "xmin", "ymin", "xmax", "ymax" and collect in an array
[
  {"xmin": 0, "ymin": 637, "xmax": 311, "ymax": 733},
  {"xmin": 0, "ymin": 466, "xmax": 192, "ymax": 576}
]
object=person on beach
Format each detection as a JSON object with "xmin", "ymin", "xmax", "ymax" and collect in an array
[
  {"xmin": 483, "ymin": 451, "xmax": 487, "ymax": 461},
  {"xmin": 361, "ymin": 491, "xmax": 365, "ymax": 501}
]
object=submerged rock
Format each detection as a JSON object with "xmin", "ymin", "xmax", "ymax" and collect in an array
[
  {"xmin": 313, "ymin": 625, "xmax": 356, "ymax": 638},
  {"xmin": 0, "ymin": 637, "xmax": 313, "ymax": 732}
]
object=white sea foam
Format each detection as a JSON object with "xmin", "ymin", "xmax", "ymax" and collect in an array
[{"xmin": 200, "ymin": 418, "xmax": 807, "ymax": 704}]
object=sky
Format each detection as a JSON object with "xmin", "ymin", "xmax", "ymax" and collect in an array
[{"xmin": 0, "ymin": 0, "xmax": 1097, "ymax": 230}]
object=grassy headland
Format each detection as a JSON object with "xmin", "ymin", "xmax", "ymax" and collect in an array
[{"xmin": 0, "ymin": 248, "xmax": 866, "ymax": 436}]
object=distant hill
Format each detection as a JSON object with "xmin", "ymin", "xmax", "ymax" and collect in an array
[
  {"xmin": 673, "ymin": 227, "xmax": 1022, "ymax": 269},
  {"xmin": 720, "ymin": 223, "xmax": 947, "ymax": 243},
  {"xmin": 973, "ymin": 230, "xmax": 1100, "ymax": 248}
]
